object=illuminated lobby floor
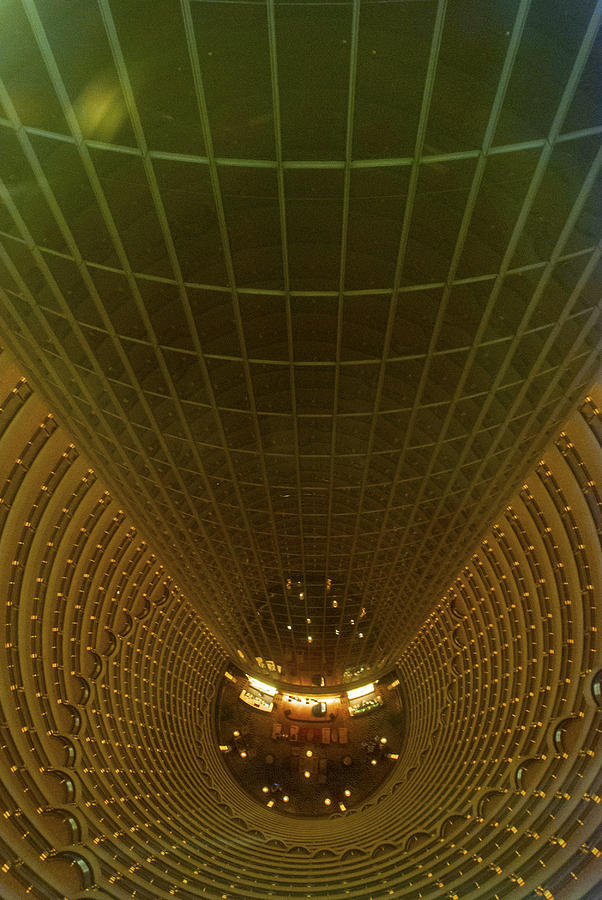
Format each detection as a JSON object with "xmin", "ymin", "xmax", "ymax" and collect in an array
[{"xmin": 216, "ymin": 675, "xmax": 405, "ymax": 817}]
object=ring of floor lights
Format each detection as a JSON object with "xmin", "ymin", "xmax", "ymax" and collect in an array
[{"xmin": 0, "ymin": 349, "xmax": 600, "ymax": 899}]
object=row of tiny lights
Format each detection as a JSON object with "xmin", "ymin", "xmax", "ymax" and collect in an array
[
  {"xmin": 263, "ymin": 784, "xmax": 353, "ymax": 810},
  {"xmin": 285, "ymin": 593, "xmax": 367, "ymax": 639},
  {"xmin": 228, "ymin": 732, "xmax": 392, "ymax": 808}
]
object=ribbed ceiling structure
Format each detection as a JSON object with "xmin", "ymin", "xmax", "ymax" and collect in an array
[
  {"xmin": 0, "ymin": 0, "xmax": 600, "ymax": 683},
  {"xmin": 0, "ymin": 1, "xmax": 601, "ymax": 897}
]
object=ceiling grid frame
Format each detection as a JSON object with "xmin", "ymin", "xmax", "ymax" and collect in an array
[{"xmin": 0, "ymin": 0, "xmax": 597, "ymax": 684}]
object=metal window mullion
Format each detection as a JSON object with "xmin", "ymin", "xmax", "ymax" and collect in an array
[
  {"xmin": 183, "ymin": 0, "xmax": 295, "ymax": 664},
  {"xmin": 324, "ymin": 0, "xmax": 361, "ymax": 672},
  {"xmin": 359, "ymin": 0, "xmax": 534, "ymax": 653},
  {"xmin": 336, "ymin": 0, "xmax": 449, "ymax": 678},
  {"xmin": 267, "ymin": 0, "xmax": 310, "ymax": 655},
  {"xmin": 371, "ymin": 5, "xmax": 602, "ymax": 651},
  {"xmin": 21, "ymin": 0, "xmax": 253, "ymax": 656},
  {"xmin": 363, "ymin": 0, "xmax": 531, "ymax": 604},
  {"xmin": 99, "ymin": 0, "xmax": 278, "ymax": 664},
  {"xmin": 0, "ymin": 193, "xmax": 595, "ymax": 305},
  {"xmin": 0, "ymin": 284, "xmax": 198, "ymax": 621},
  {"xmin": 6, "ymin": 116, "xmax": 600, "ymax": 169},
  {"xmin": 266, "ymin": 0, "xmax": 300, "ymax": 659},
  {"xmin": 398, "ymin": 143, "xmax": 602, "ymax": 602},
  {"xmin": 0, "ymin": 81, "xmax": 207, "ymax": 577},
  {"xmin": 0, "ymin": 217, "xmax": 180, "ymax": 556},
  {"xmin": 339, "ymin": 0, "xmax": 449, "ymax": 672},
  {"xmin": 441, "ymin": 303, "xmax": 601, "ymax": 594}
]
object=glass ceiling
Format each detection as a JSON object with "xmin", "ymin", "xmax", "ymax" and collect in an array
[{"xmin": 0, "ymin": 0, "xmax": 600, "ymax": 683}]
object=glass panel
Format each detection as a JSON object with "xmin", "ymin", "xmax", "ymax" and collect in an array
[
  {"xmin": 276, "ymin": 2, "xmax": 352, "ymax": 160},
  {"xmin": 285, "ymin": 169, "xmax": 345, "ymax": 291},
  {"xmin": 111, "ymin": 0, "xmax": 206, "ymax": 155},
  {"xmin": 191, "ymin": 0, "xmax": 273, "ymax": 159},
  {"xmin": 353, "ymin": 1, "xmax": 436, "ymax": 159},
  {"xmin": 153, "ymin": 157, "xmax": 227, "ymax": 285}
]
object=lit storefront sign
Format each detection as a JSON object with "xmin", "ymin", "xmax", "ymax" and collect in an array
[
  {"xmin": 346, "ymin": 682, "xmax": 375, "ymax": 701},
  {"xmin": 247, "ymin": 676, "xmax": 278, "ymax": 696}
]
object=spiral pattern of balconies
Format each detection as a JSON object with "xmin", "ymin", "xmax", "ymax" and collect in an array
[{"xmin": 0, "ymin": 345, "xmax": 599, "ymax": 899}]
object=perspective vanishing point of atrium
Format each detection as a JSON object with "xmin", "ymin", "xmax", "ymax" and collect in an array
[{"xmin": 0, "ymin": 1, "xmax": 600, "ymax": 899}]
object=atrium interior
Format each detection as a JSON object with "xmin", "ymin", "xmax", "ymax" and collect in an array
[{"xmin": 0, "ymin": 1, "xmax": 600, "ymax": 898}]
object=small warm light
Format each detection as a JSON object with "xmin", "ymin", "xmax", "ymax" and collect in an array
[
  {"xmin": 305, "ymin": 750, "xmax": 313, "ymax": 758},
  {"xmin": 370, "ymin": 759, "xmax": 377, "ymax": 766},
  {"xmin": 324, "ymin": 798, "xmax": 331, "ymax": 806},
  {"xmin": 387, "ymin": 753, "xmax": 399, "ymax": 760},
  {"xmin": 380, "ymin": 737, "xmax": 387, "ymax": 744},
  {"xmin": 287, "ymin": 625, "xmax": 292, "ymax": 630},
  {"xmin": 344, "ymin": 789, "xmax": 351, "ymax": 797},
  {"xmin": 266, "ymin": 799, "xmax": 275, "ymax": 808},
  {"xmin": 233, "ymin": 730, "xmax": 240, "ymax": 737},
  {"xmin": 219, "ymin": 744, "xmax": 229, "ymax": 752},
  {"xmin": 339, "ymin": 802, "xmax": 346, "ymax": 811},
  {"xmin": 307, "ymin": 636, "xmax": 312, "ymax": 643},
  {"xmin": 332, "ymin": 600, "xmax": 338, "ymax": 607},
  {"xmin": 306, "ymin": 617, "xmax": 311, "ymax": 623},
  {"xmin": 304, "ymin": 770, "xmax": 311, "ymax": 778},
  {"xmin": 262, "ymin": 786, "xmax": 269, "ymax": 793},
  {"xmin": 240, "ymin": 751, "xmax": 247, "ymax": 759},
  {"xmin": 282, "ymin": 795, "xmax": 289, "ymax": 803},
  {"xmin": 358, "ymin": 632, "xmax": 364, "ymax": 638}
]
